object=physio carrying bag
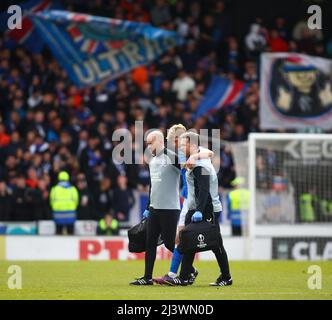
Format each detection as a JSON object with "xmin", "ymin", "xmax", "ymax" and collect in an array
[
  {"xmin": 177, "ymin": 220, "xmax": 221, "ymax": 254},
  {"xmin": 128, "ymin": 218, "xmax": 163, "ymax": 253}
]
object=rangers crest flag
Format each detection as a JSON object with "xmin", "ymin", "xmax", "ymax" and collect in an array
[
  {"xmin": 260, "ymin": 53, "xmax": 332, "ymax": 130},
  {"xmin": 29, "ymin": 10, "xmax": 184, "ymax": 87}
]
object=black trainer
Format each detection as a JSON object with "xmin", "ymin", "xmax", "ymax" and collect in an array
[
  {"xmin": 188, "ymin": 268, "xmax": 199, "ymax": 285},
  {"xmin": 164, "ymin": 276, "xmax": 189, "ymax": 286},
  {"xmin": 209, "ymin": 275, "xmax": 233, "ymax": 287},
  {"xmin": 130, "ymin": 277, "xmax": 153, "ymax": 286}
]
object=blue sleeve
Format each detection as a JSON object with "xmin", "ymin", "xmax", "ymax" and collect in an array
[
  {"xmin": 180, "ymin": 168, "xmax": 188, "ymax": 198},
  {"xmin": 227, "ymin": 194, "xmax": 231, "ymax": 220}
]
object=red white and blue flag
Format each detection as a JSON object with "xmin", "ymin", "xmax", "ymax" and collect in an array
[
  {"xmin": 0, "ymin": 0, "xmax": 62, "ymax": 52},
  {"xmin": 195, "ymin": 76, "xmax": 248, "ymax": 118},
  {"xmin": 29, "ymin": 10, "xmax": 184, "ymax": 87}
]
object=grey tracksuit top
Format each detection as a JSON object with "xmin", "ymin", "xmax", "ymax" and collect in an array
[{"xmin": 147, "ymin": 148, "xmax": 181, "ymax": 210}]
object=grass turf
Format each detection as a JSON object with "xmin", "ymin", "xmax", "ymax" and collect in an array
[{"xmin": 0, "ymin": 260, "xmax": 331, "ymax": 300}]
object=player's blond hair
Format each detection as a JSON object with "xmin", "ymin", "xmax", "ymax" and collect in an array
[{"xmin": 166, "ymin": 124, "xmax": 186, "ymax": 141}]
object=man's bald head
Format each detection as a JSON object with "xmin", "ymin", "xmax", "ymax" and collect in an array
[
  {"xmin": 146, "ymin": 130, "xmax": 165, "ymax": 156},
  {"xmin": 147, "ymin": 130, "xmax": 164, "ymax": 142}
]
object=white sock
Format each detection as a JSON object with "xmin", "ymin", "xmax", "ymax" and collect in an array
[{"xmin": 168, "ymin": 272, "xmax": 177, "ymax": 278}]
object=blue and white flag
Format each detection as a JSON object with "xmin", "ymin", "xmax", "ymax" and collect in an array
[
  {"xmin": 195, "ymin": 76, "xmax": 247, "ymax": 118},
  {"xmin": 0, "ymin": 0, "xmax": 62, "ymax": 53},
  {"xmin": 30, "ymin": 10, "xmax": 184, "ymax": 87}
]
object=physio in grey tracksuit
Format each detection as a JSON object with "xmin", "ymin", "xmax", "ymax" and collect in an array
[{"xmin": 144, "ymin": 130, "xmax": 181, "ymax": 280}]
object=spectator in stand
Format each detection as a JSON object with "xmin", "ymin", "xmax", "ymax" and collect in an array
[
  {"xmin": 79, "ymin": 132, "xmax": 102, "ymax": 177},
  {"xmin": 90, "ymin": 83, "xmax": 111, "ymax": 117},
  {"xmin": 156, "ymin": 48, "xmax": 182, "ymax": 81},
  {"xmin": 296, "ymin": 28, "xmax": 316, "ymax": 54},
  {"xmin": 274, "ymin": 17, "xmax": 289, "ymax": 41},
  {"xmin": 230, "ymin": 123, "xmax": 247, "ymax": 142},
  {"xmin": 213, "ymin": 0, "xmax": 232, "ymax": 41},
  {"xmin": 76, "ymin": 129, "xmax": 89, "ymax": 158},
  {"xmin": 11, "ymin": 175, "xmax": 32, "ymax": 221},
  {"xmin": 2, "ymin": 154, "xmax": 18, "ymax": 182},
  {"xmin": 218, "ymin": 145, "xmax": 235, "ymax": 189},
  {"xmin": 97, "ymin": 122, "xmax": 112, "ymax": 158},
  {"xmin": 314, "ymin": 41, "xmax": 326, "ymax": 57},
  {"xmin": 158, "ymin": 79, "xmax": 177, "ymax": 105},
  {"xmin": 5, "ymin": 131, "xmax": 22, "ymax": 157},
  {"xmin": 131, "ymin": 66, "xmax": 149, "ymax": 89},
  {"xmin": 199, "ymin": 14, "xmax": 221, "ymax": 56},
  {"xmin": 150, "ymin": 0, "xmax": 172, "ymax": 26},
  {"xmin": 97, "ymin": 213, "xmax": 119, "ymax": 236},
  {"xmin": 179, "ymin": 41, "xmax": 200, "ymax": 74},
  {"xmin": 243, "ymin": 61, "xmax": 258, "ymax": 81},
  {"xmin": 126, "ymin": 2, "xmax": 149, "ymax": 23},
  {"xmin": 292, "ymin": 19, "xmax": 323, "ymax": 42},
  {"xmin": 245, "ymin": 23, "xmax": 267, "ymax": 60},
  {"xmin": 76, "ymin": 173, "xmax": 96, "ymax": 220},
  {"xmin": 25, "ymin": 167, "xmax": 39, "ymax": 189},
  {"xmin": 268, "ymin": 29, "xmax": 289, "ymax": 52},
  {"xmin": 172, "ymin": 70, "xmax": 195, "ymax": 102},
  {"xmin": 32, "ymin": 179, "xmax": 51, "ymax": 220},
  {"xmin": 113, "ymin": 175, "xmax": 135, "ymax": 221},
  {"xmin": 96, "ymin": 177, "xmax": 113, "ymax": 220},
  {"xmin": 0, "ymin": 181, "xmax": 12, "ymax": 221},
  {"xmin": 224, "ymin": 37, "xmax": 243, "ymax": 76},
  {"xmin": 0, "ymin": 123, "xmax": 10, "ymax": 147}
]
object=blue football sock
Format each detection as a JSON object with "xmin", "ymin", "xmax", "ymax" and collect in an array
[{"xmin": 170, "ymin": 247, "xmax": 182, "ymax": 274}]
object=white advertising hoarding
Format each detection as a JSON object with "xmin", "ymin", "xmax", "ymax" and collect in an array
[{"xmin": 3, "ymin": 236, "xmax": 272, "ymax": 261}]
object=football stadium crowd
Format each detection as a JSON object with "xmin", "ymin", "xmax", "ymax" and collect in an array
[{"xmin": 0, "ymin": 0, "xmax": 332, "ymax": 223}]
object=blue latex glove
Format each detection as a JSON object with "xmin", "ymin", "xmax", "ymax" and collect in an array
[
  {"xmin": 143, "ymin": 209, "xmax": 150, "ymax": 218},
  {"xmin": 192, "ymin": 211, "xmax": 203, "ymax": 222}
]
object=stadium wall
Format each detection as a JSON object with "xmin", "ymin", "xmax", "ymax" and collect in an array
[{"xmin": 1, "ymin": 236, "xmax": 331, "ymax": 261}]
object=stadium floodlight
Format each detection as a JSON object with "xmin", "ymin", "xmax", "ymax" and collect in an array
[{"xmin": 246, "ymin": 133, "xmax": 332, "ymax": 260}]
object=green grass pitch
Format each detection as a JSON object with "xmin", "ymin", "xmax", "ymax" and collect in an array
[{"xmin": 0, "ymin": 261, "xmax": 331, "ymax": 300}]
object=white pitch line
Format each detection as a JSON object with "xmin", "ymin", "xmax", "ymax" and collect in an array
[
  {"xmin": 209, "ymin": 292, "xmax": 332, "ymax": 295},
  {"xmin": 122, "ymin": 291, "xmax": 332, "ymax": 296}
]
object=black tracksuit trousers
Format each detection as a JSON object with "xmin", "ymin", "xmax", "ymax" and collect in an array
[{"xmin": 144, "ymin": 208, "xmax": 180, "ymax": 279}]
